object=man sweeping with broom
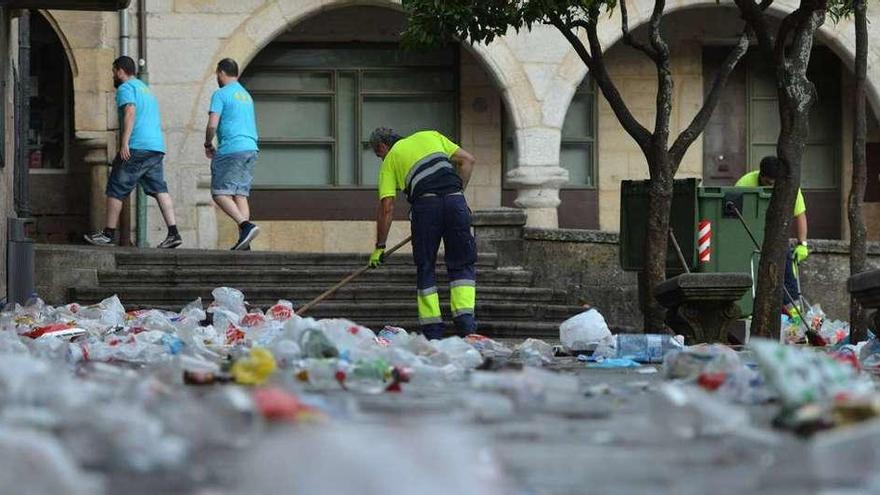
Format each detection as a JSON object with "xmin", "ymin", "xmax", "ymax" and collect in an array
[{"xmin": 367, "ymin": 128, "xmax": 478, "ymax": 340}]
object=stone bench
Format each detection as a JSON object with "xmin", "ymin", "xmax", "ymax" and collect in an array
[
  {"xmin": 848, "ymin": 269, "xmax": 880, "ymax": 329},
  {"xmin": 655, "ymin": 273, "xmax": 752, "ymax": 343}
]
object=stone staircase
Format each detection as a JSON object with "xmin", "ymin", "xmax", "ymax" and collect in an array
[{"xmin": 66, "ymin": 248, "xmax": 582, "ymax": 339}]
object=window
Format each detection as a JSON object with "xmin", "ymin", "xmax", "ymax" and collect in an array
[
  {"xmin": 746, "ymin": 49, "xmax": 840, "ymax": 190},
  {"xmin": 503, "ymin": 76, "xmax": 597, "ymax": 188},
  {"xmin": 242, "ymin": 44, "xmax": 458, "ymax": 188}
]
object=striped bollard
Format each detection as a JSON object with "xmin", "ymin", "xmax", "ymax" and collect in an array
[{"xmin": 698, "ymin": 220, "xmax": 711, "ymax": 263}]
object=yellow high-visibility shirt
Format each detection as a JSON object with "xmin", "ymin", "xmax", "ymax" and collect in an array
[
  {"xmin": 735, "ymin": 170, "xmax": 806, "ymax": 217},
  {"xmin": 377, "ymin": 130, "xmax": 461, "ymax": 201}
]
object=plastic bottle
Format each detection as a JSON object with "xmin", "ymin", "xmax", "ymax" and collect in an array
[
  {"xmin": 299, "ymin": 328, "xmax": 339, "ymax": 359},
  {"xmin": 343, "ymin": 358, "xmax": 392, "ymax": 394},
  {"xmin": 296, "ymin": 358, "xmax": 342, "ymax": 390},
  {"xmin": 616, "ymin": 334, "xmax": 684, "ymax": 363}
]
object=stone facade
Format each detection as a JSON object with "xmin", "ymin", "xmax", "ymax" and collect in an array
[
  {"xmin": 33, "ymin": 0, "xmax": 880, "ymax": 252},
  {"xmin": 0, "ymin": 8, "xmax": 14, "ymax": 298}
]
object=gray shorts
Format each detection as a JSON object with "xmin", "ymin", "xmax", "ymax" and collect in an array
[{"xmin": 211, "ymin": 151, "xmax": 258, "ymax": 197}]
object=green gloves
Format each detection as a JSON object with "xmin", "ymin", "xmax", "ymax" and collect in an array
[
  {"xmin": 793, "ymin": 243, "xmax": 809, "ymax": 264},
  {"xmin": 368, "ymin": 247, "xmax": 386, "ymax": 268}
]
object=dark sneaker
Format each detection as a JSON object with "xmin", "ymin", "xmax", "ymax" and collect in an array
[
  {"xmin": 84, "ymin": 232, "xmax": 114, "ymax": 247},
  {"xmin": 232, "ymin": 222, "xmax": 260, "ymax": 251},
  {"xmin": 157, "ymin": 234, "xmax": 183, "ymax": 249}
]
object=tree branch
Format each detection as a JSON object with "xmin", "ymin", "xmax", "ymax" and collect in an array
[
  {"xmin": 734, "ymin": 0, "xmax": 775, "ymax": 62},
  {"xmin": 670, "ymin": 30, "xmax": 750, "ymax": 165},
  {"xmin": 775, "ymin": 7, "xmax": 813, "ymax": 67},
  {"xmin": 647, "ymin": 0, "xmax": 673, "ymax": 153},
  {"xmin": 551, "ymin": 18, "xmax": 652, "ymax": 149},
  {"xmin": 620, "ymin": 0, "xmax": 659, "ymax": 62},
  {"xmin": 647, "ymin": 0, "xmax": 670, "ymax": 61}
]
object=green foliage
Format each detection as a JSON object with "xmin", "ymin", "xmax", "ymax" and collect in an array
[
  {"xmin": 826, "ymin": 0, "xmax": 858, "ymax": 23},
  {"xmin": 401, "ymin": 0, "xmax": 616, "ymax": 49}
]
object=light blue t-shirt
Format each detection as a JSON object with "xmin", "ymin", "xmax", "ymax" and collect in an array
[
  {"xmin": 209, "ymin": 81, "xmax": 259, "ymax": 155},
  {"xmin": 116, "ymin": 78, "xmax": 165, "ymax": 153}
]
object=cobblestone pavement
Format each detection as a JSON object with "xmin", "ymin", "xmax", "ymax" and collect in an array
[{"xmin": 102, "ymin": 356, "xmax": 880, "ymax": 495}]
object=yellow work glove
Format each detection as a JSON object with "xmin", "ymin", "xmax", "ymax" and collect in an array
[
  {"xmin": 368, "ymin": 247, "xmax": 386, "ymax": 268},
  {"xmin": 793, "ymin": 243, "xmax": 809, "ymax": 264}
]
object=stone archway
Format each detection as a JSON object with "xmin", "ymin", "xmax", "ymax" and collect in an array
[
  {"xmin": 540, "ymin": 1, "xmax": 880, "ymax": 233},
  {"xmin": 184, "ymin": 0, "xmax": 541, "ymax": 145},
  {"xmin": 546, "ymin": 0, "xmax": 880, "ymax": 132},
  {"xmin": 34, "ymin": 10, "xmax": 78, "ymax": 77},
  {"xmin": 180, "ymin": 0, "xmax": 551, "ymax": 246}
]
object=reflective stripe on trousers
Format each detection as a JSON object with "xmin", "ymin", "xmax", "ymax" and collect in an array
[{"xmin": 411, "ymin": 193, "xmax": 477, "ymax": 339}]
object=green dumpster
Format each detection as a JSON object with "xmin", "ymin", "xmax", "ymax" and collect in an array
[
  {"xmin": 696, "ymin": 186, "xmax": 772, "ymax": 315},
  {"xmin": 619, "ymin": 179, "xmax": 772, "ymax": 316},
  {"xmin": 619, "ymin": 178, "xmax": 699, "ymax": 273}
]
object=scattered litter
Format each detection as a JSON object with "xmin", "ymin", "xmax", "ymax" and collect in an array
[
  {"xmin": 751, "ymin": 338, "xmax": 874, "ymax": 411},
  {"xmin": 587, "ymin": 358, "xmax": 641, "ymax": 369},
  {"xmin": 464, "ymin": 334, "xmax": 513, "ymax": 359},
  {"xmin": 512, "ymin": 338, "xmax": 553, "ymax": 366},
  {"xmin": 663, "ymin": 344, "xmax": 741, "ymax": 380},
  {"xmin": 635, "ymin": 366, "xmax": 658, "ymax": 374},
  {"xmin": 559, "ymin": 308, "xmax": 613, "ymax": 352},
  {"xmin": 594, "ymin": 333, "xmax": 685, "ymax": 363}
]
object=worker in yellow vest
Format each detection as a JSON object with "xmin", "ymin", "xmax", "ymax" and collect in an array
[
  {"xmin": 367, "ymin": 128, "xmax": 478, "ymax": 340},
  {"xmin": 736, "ymin": 156, "xmax": 809, "ymax": 315}
]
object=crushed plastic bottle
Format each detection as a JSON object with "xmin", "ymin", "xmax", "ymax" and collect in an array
[{"xmin": 616, "ymin": 334, "xmax": 685, "ymax": 363}]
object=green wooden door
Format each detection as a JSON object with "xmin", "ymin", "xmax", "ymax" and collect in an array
[{"xmin": 747, "ymin": 49, "xmax": 841, "ymax": 238}]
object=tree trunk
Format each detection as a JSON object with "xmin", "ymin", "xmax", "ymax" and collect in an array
[
  {"xmin": 751, "ymin": 9, "xmax": 824, "ymax": 338},
  {"xmin": 753, "ymin": 107, "xmax": 808, "ymax": 337},
  {"xmin": 849, "ymin": 0, "xmax": 868, "ymax": 342},
  {"xmin": 643, "ymin": 161, "xmax": 675, "ymax": 332}
]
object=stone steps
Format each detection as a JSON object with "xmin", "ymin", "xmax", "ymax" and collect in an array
[
  {"xmin": 69, "ymin": 285, "xmax": 562, "ymax": 305},
  {"xmin": 113, "ymin": 249, "xmax": 499, "ymax": 269},
  {"xmin": 95, "ymin": 267, "xmax": 535, "ymax": 286},
  {"xmin": 58, "ymin": 246, "xmax": 581, "ymax": 339}
]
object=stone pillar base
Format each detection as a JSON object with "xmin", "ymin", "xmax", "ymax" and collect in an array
[{"xmin": 507, "ymin": 165, "xmax": 568, "ymax": 229}]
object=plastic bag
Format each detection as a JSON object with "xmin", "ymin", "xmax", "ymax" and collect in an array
[
  {"xmin": 431, "ymin": 337, "xmax": 484, "ymax": 369},
  {"xmin": 299, "ymin": 328, "xmax": 339, "ymax": 359},
  {"xmin": 266, "ymin": 300, "xmax": 296, "ymax": 321},
  {"xmin": 819, "ymin": 319, "xmax": 849, "ymax": 346},
  {"xmin": 512, "ymin": 338, "xmax": 553, "ymax": 366},
  {"xmin": 559, "ymin": 309, "xmax": 612, "ymax": 352},
  {"xmin": 781, "ymin": 314, "xmax": 805, "ymax": 345},
  {"xmin": 663, "ymin": 344, "xmax": 742, "ymax": 380},
  {"xmin": 231, "ymin": 348, "xmax": 277, "ymax": 385},
  {"xmin": 859, "ymin": 336, "xmax": 880, "ymax": 374},
  {"xmin": 464, "ymin": 334, "xmax": 513, "ymax": 359},
  {"xmin": 210, "ymin": 287, "xmax": 247, "ymax": 318}
]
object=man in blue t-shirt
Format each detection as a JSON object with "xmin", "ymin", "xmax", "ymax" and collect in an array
[
  {"xmin": 204, "ymin": 58, "xmax": 260, "ymax": 250},
  {"xmin": 85, "ymin": 56, "xmax": 182, "ymax": 249}
]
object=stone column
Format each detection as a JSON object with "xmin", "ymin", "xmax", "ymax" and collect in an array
[
  {"xmin": 78, "ymin": 132, "xmax": 111, "ymax": 233},
  {"xmin": 506, "ymin": 127, "xmax": 569, "ymax": 228}
]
